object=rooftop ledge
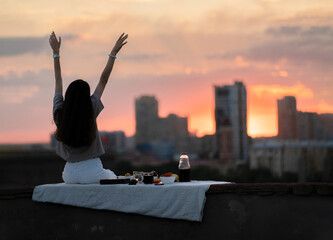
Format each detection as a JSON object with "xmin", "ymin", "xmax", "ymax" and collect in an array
[
  {"xmin": 2, "ymin": 183, "xmax": 333, "ymax": 240},
  {"xmin": 2, "ymin": 182, "xmax": 333, "ymax": 199}
]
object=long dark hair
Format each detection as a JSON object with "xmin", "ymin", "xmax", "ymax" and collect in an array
[{"xmin": 54, "ymin": 79, "xmax": 96, "ymax": 147}]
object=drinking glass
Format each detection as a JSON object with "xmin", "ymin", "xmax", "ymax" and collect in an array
[
  {"xmin": 133, "ymin": 171, "xmax": 143, "ymax": 184},
  {"xmin": 143, "ymin": 172, "xmax": 153, "ymax": 184}
]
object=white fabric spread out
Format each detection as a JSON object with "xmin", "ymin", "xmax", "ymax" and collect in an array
[{"xmin": 32, "ymin": 181, "xmax": 230, "ymax": 222}]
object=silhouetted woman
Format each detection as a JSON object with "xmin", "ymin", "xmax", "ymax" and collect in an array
[{"xmin": 49, "ymin": 31, "xmax": 128, "ymax": 183}]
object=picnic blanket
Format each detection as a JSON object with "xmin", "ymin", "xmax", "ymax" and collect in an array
[{"xmin": 32, "ymin": 181, "xmax": 230, "ymax": 221}]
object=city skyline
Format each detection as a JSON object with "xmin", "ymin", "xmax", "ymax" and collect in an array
[
  {"xmin": 1, "ymin": 0, "xmax": 333, "ymax": 143},
  {"xmin": 2, "ymin": 80, "xmax": 333, "ymax": 144}
]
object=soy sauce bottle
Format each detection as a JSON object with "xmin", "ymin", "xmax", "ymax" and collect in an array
[{"xmin": 178, "ymin": 152, "xmax": 191, "ymax": 182}]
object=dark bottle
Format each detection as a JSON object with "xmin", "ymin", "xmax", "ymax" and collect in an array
[{"xmin": 178, "ymin": 152, "xmax": 191, "ymax": 182}]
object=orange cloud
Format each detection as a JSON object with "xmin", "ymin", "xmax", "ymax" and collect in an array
[
  {"xmin": 279, "ymin": 70, "xmax": 288, "ymax": 77},
  {"xmin": 250, "ymin": 82, "xmax": 314, "ymax": 99}
]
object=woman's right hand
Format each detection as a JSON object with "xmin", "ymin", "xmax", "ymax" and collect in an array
[{"xmin": 49, "ymin": 31, "xmax": 61, "ymax": 54}]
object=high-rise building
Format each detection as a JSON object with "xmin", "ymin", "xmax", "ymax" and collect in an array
[
  {"xmin": 297, "ymin": 112, "xmax": 319, "ymax": 140},
  {"xmin": 135, "ymin": 96, "xmax": 159, "ymax": 145},
  {"xmin": 218, "ymin": 118, "xmax": 233, "ymax": 162},
  {"xmin": 135, "ymin": 96, "xmax": 189, "ymax": 156},
  {"xmin": 277, "ymin": 96, "xmax": 333, "ymax": 140},
  {"xmin": 100, "ymin": 131, "xmax": 126, "ymax": 153},
  {"xmin": 214, "ymin": 81, "xmax": 248, "ymax": 162},
  {"xmin": 200, "ymin": 134, "xmax": 216, "ymax": 159},
  {"xmin": 318, "ymin": 114, "xmax": 333, "ymax": 140},
  {"xmin": 159, "ymin": 114, "xmax": 189, "ymax": 153},
  {"xmin": 277, "ymin": 96, "xmax": 297, "ymax": 139}
]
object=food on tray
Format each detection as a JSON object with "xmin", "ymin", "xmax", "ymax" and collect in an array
[
  {"xmin": 172, "ymin": 174, "xmax": 179, "ymax": 182},
  {"xmin": 153, "ymin": 178, "xmax": 161, "ymax": 184},
  {"xmin": 162, "ymin": 172, "xmax": 173, "ymax": 177},
  {"xmin": 125, "ymin": 172, "xmax": 131, "ymax": 176}
]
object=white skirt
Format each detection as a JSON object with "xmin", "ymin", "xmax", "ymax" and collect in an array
[{"xmin": 62, "ymin": 158, "xmax": 117, "ymax": 184}]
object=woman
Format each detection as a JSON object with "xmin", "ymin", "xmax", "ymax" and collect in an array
[{"xmin": 49, "ymin": 31, "xmax": 128, "ymax": 183}]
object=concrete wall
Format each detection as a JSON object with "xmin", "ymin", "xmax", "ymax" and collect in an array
[{"xmin": 1, "ymin": 183, "xmax": 333, "ymax": 240}]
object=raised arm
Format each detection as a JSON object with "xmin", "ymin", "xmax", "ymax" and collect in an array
[
  {"xmin": 49, "ymin": 31, "xmax": 62, "ymax": 94},
  {"xmin": 94, "ymin": 33, "xmax": 128, "ymax": 98}
]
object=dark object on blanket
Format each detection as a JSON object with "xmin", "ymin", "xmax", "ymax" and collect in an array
[
  {"xmin": 129, "ymin": 179, "xmax": 138, "ymax": 185},
  {"xmin": 100, "ymin": 179, "xmax": 130, "ymax": 184}
]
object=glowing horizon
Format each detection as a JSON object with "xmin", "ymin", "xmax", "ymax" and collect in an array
[{"xmin": 1, "ymin": 85, "xmax": 330, "ymax": 144}]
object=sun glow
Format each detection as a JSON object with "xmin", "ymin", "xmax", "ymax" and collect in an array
[{"xmin": 248, "ymin": 114, "xmax": 277, "ymax": 137}]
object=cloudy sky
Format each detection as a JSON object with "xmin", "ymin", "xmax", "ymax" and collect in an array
[{"xmin": 1, "ymin": 0, "xmax": 333, "ymax": 143}]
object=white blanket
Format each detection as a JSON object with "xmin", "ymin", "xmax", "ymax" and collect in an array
[{"xmin": 32, "ymin": 181, "xmax": 230, "ymax": 222}]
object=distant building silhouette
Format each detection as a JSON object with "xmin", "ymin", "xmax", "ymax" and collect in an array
[
  {"xmin": 277, "ymin": 96, "xmax": 333, "ymax": 141},
  {"xmin": 135, "ymin": 95, "xmax": 189, "ymax": 158},
  {"xmin": 50, "ymin": 134, "xmax": 57, "ymax": 149},
  {"xmin": 135, "ymin": 96, "xmax": 159, "ymax": 145},
  {"xmin": 249, "ymin": 140, "xmax": 333, "ymax": 182},
  {"xmin": 318, "ymin": 114, "xmax": 333, "ymax": 140},
  {"xmin": 297, "ymin": 111, "xmax": 319, "ymax": 140},
  {"xmin": 100, "ymin": 131, "xmax": 126, "ymax": 153},
  {"xmin": 51, "ymin": 131, "xmax": 127, "ymax": 153},
  {"xmin": 218, "ymin": 118, "xmax": 233, "ymax": 162},
  {"xmin": 199, "ymin": 134, "xmax": 216, "ymax": 159},
  {"xmin": 214, "ymin": 81, "xmax": 248, "ymax": 163},
  {"xmin": 277, "ymin": 96, "xmax": 297, "ymax": 139},
  {"xmin": 159, "ymin": 113, "xmax": 189, "ymax": 153}
]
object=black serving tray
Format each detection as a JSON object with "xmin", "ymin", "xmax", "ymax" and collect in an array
[{"xmin": 100, "ymin": 179, "xmax": 130, "ymax": 184}]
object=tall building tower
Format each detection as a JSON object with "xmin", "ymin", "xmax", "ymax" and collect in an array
[
  {"xmin": 135, "ymin": 96, "xmax": 159, "ymax": 145},
  {"xmin": 297, "ymin": 111, "xmax": 319, "ymax": 140},
  {"xmin": 218, "ymin": 118, "xmax": 233, "ymax": 162},
  {"xmin": 277, "ymin": 96, "xmax": 297, "ymax": 139},
  {"xmin": 215, "ymin": 81, "xmax": 248, "ymax": 162},
  {"xmin": 162, "ymin": 114, "xmax": 189, "ymax": 153}
]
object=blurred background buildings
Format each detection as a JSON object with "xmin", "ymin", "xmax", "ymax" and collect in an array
[
  {"xmin": 277, "ymin": 95, "xmax": 333, "ymax": 141},
  {"xmin": 135, "ymin": 95, "xmax": 190, "ymax": 159},
  {"xmin": 2, "ymin": 80, "xmax": 333, "ymax": 184},
  {"xmin": 133, "ymin": 81, "xmax": 249, "ymax": 166}
]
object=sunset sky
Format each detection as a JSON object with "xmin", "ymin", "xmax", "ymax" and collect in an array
[{"xmin": 1, "ymin": 0, "xmax": 333, "ymax": 143}]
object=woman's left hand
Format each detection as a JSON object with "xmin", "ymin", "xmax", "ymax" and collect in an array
[
  {"xmin": 110, "ymin": 33, "xmax": 128, "ymax": 56},
  {"xmin": 49, "ymin": 31, "xmax": 61, "ymax": 54}
]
